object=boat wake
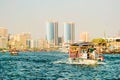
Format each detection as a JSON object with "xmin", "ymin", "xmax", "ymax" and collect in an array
[
  {"xmin": 53, "ymin": 59, "xmax": 106, "ymax": 65},
  {"xmin": 53, "ymin": 59, "xmax": 68, "ymax": 64},
  {"xmin": 97, "ymin": 62, "xmax": 106, "ymax": 65}
]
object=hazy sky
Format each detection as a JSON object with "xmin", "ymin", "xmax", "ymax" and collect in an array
[{"xmin": 0, "ymin": 0, "xmax": 120, "ymax": 41}]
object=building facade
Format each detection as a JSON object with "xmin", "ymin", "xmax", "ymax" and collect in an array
[
  {"xmin": 80, "ymin": 32, "xmax": 89, "ymax": 42},
  {"xmin": 0, "ymin": 27, "xmax": 8, "ymax": 37},
  {"xmin": 46, "ymin": 21, "xmax": 58, "ymax": 47},
  {"xmin": 0, "ymin": 27, "xmax": 8, "ymax": 48},
  {"xmin": 0, "ymin": 37, "xmax": 7, "ymax": 48},
  {"xmin": 63, "ymin": 22, "xmax": 75, "ymax": 44},
  {"xmin": 8, "ymin": 32, "xmax": 32, "ymax": 49}
]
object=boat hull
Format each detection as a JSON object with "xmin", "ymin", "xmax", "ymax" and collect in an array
[{"xmin": 68, "ymin": 58, "xmax": 98, "ymax": 65}]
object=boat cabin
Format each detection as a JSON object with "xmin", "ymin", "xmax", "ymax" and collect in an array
[{"xmin": 69, "ymin": 42, "xmax": 96, "ymax": 60}]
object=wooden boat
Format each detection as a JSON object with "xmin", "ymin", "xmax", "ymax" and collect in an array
[
  {"xmin": 10, "ymin": 51, "xmax": 18, "ymax": 55},
  {"xmin": 9, "ymin": 48, "xmax": 18, "ymax": 55},
  {"xmin": 68, "ymin": 42, "xmax": 104, "ymax": 65}
]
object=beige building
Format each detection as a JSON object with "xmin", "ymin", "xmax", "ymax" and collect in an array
[
  {"xmin": 19, "ymin": 32, "xmax": 32, "ymax": 48},
  {"xmin": 0, "ymin": 37, "xmax": 7, "ymax": 48},
  {"xmin": 9, "ymin": 32, "xmax": 32, "ymax": 49},
  {"xmin": 0, "ymin": 27, "xmax": 8, "ymax": 48},
  {"xmin": 80, "ymin": 32, "xmax": 89, "ymax": 42},
  {"xmin": 39, "ymin": 38, "xmax": 48, "ymax": 49},
  {"xmin": 0, "ymin": 27, "xmax": 8, "ymax": 37}
]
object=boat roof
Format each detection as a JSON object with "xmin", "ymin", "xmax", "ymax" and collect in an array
[{"xmin": 70, "ymin": 42, "xmax": 94, "ymax": 46}]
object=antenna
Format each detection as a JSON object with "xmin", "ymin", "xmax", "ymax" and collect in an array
[{"xmin": 104, "ymin": 30, "xmax": 106, "ymax": 39}]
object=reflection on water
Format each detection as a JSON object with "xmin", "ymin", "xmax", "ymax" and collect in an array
[{"xmin": 0, "ymin": 52, "xmax": 120, "ymax": 80}]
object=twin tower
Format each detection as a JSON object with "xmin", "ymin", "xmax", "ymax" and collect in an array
[{"xmin": 46, "ymin": 21, "xmax": 75, "ymax": 46}]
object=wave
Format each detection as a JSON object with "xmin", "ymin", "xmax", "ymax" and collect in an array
[{"xmin": 53, "ymin": 59, "xmax": 68, "ymax": 64}]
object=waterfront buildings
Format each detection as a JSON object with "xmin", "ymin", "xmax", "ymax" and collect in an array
[
  {"xmin": 8, "ymin": 32, "xmax": 32, "ymax": 49},
  {"xmin": 19, "ymin": 32, "xmax": 32, "ymax": 48},
  {"xmin": 27, "ymin": 39, "xmax": 39, "ymax": 49},
  {"xmin": 39, "ymin": 38, "xmax": 48, "ymax": 49},
  {"xmin": 63, "ymin": 22, "xmax": 75, "ymax": 47},
  {"xmin": 0, "ymin": 37, "xmax": 7, "ymax": 48},
  {"xmin": 46, "ymin": 21, "xmax": 58, "ymax": 47},
  {"xmin": 0, "ymin": 27, "xmax": 8, "ymax": 37},
  {"xmin": 105, "ymin": 37, "xmax": 120, "ymax": 49},
  {"xmin": 0, "ymin": 27, "xmax": 8, "ymax": 48},
  {"xmin": 58, "ymin": 37, "xmax": 62, "ymax": 46},
  {"xmin": 26, "ymin": 38, "xmax": 48, "ymax": 50},
  {"xmin": 80, "ymin": 32, "xmax": 89, "ymax": 42}
]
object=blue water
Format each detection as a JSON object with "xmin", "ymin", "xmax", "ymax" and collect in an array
[{"xmin": 0, "ymin": 52, "xmax": 120, "ymax": 80}]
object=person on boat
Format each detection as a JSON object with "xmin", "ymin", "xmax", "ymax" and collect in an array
[
  {"xmin": 95, "ymin": 46, "xmax": 104, "ymax": 61},
  {"xmin": 89, "ymin": 45, "xmax": 95, "ymax": 53},
  {"xmin": 87, "ymin": 49, "xmax": 90, "ymax": 59},
  {"xmin": 98, "ymin": 55, "xmax": 104, "ymax": 61},
  {"xmin": 87, "ymin": 46, "xmax": 96, "ymax": 59},
  {"xmin": 95, "ymin": 46, "xmax": 104, "ymax": 55},
  {"xmin": 69, "ymin": 47, "xmax": 78, "ymax": 60},
  {"xmin": 81, "ymin": 50, "xmax": 87, "ymax": 59},
  {"xmin": 73, "ymin": 48, "xmax": 79, "ymax": 59},
  {"xmin": 91, "ymin": 48, "xmax": 97, "ymax": 59}
]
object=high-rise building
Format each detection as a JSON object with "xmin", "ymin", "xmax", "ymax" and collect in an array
[
  {"xmin": 0, "ymin": 27, "xmax": 8, "ymax": 37},
  {"xmin": 46, "ymin": 21, "xmax": 58, "ymax": 47},
  {"xmin": 63, "ymin": 22, "xmax": 75, "ymax": 43},
  {"xmin": 80, "ymin": 32, "xmax": 89, "ymax": 42}
]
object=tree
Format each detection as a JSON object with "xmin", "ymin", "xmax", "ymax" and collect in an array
[{"xmin": 92, "ymin": 38, "xmax": 107, "ymax": 46}]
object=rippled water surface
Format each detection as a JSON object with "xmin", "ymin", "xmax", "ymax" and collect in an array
[{"xmin": 0, "ymin": 52, "xmax": 120, "ymax": 80}]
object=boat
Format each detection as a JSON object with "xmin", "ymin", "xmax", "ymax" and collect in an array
[
  {"xmin": 68, "ymin": 42, "xmax": 104, "ymax": 65},
  {"xmin": 0, "ymin": 50, "xmax": 7, "ymax": 53},
  {"xmin": 10, "ymin": 51, "xmax": 18, "ymax": 55},
  {"xmin": 9, "ymin": 48, "xmax": 18, "ymax": 55}
]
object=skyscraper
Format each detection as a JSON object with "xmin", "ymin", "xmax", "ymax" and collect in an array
[
  {"xmin": 46, "ymin": 21, "xmax": 58, "ymax": 47},
  {"xmin": 63, "ymin": 22, "xmax": 75, "ymax": 43}
]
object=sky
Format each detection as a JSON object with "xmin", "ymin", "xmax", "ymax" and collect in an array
[{"xmin": 0, "ymin": 0, "xmax": 120, "ymax": 41}]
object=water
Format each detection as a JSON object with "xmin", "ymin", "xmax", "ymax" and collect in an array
[{"xmin": 0, "ymin": 52, "xmax": 120, "ymax": 80}]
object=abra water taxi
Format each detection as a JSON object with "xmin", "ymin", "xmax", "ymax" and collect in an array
[{"xmin": 68, "ymin": 42, "xmax": 104, "ymax": 65}]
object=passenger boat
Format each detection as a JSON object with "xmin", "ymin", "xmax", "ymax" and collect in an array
[{"xmin": 68, "ymin": 42, "xmax": 104, "ymax": 65}]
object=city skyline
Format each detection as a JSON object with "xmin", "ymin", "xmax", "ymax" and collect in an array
[{"xmin": 0, "ymin": 0, "xmax": 120, "ymax": 41}]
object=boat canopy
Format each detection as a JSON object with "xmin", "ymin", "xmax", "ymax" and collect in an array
[{"xmin": 70, "ymin": 42, "xmax": 94, "ymax": 47}]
